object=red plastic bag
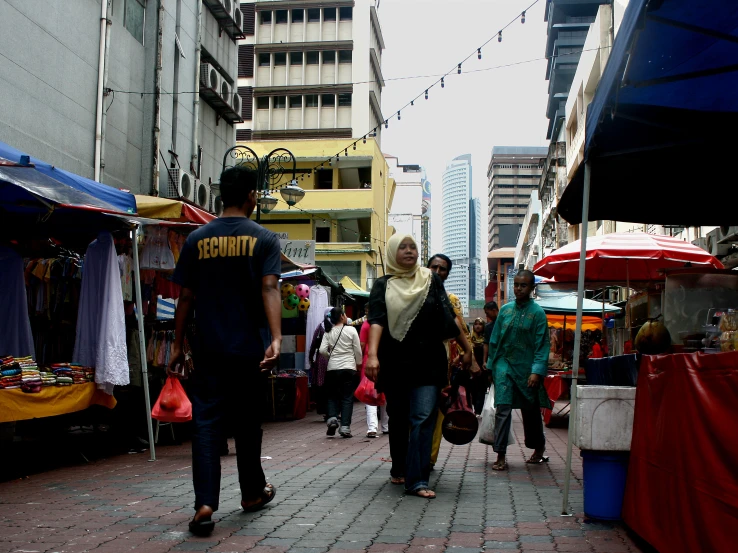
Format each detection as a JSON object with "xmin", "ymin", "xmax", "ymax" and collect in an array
[
  {"xmin": 152, "ymin": 376, "xmax": 192, "ymax": 423},
  {"xmin": 354, "ymin": 375, "xmax": 386, "ymax": 406}
]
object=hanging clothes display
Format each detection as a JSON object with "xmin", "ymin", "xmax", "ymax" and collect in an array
[
  {"xmin": 73, "ymin": 232, "xmax": 129, "ymax": 394},
  {"xmin": 0, "ymin": 246, "xmax": 35, "ymax": 358},
  {"xmin": 304, "ymin": 284, "xmax": 329, "ymax": 374},
  {"xmin": 118, "ymin": 253, "xmax": 133, "ymax": 302},
  {"xmin": 140, "ymin": 226, "xmax": 176, "ymax": 270}
]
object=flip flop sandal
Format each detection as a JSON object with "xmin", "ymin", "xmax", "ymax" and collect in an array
[
  {"xmin": 492, "ymin": 461, "xmax": 508, "ymax": 471},
  {"xmin": 405, "ymin": 488, "xmax": 436, "ymax": 499},
  {"xmin": 366, "ymin": 431, "xmax": 377, "ymax": 438},
  {"xmin": 188, "ymin": 518, "xmax": 215, "ymax": 536},
  {"xmin": 390, "ymin": 476, "xmax": 405, "ymax": 485},
  {"xmin": 526, "ymin": 455, "xmax": 550, "ymax": 464},
  {"xmin": 241, "ymin": 484, "xmax": 276, "ymax": 512}
]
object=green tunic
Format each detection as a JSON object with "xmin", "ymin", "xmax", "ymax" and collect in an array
[{"xmin": 486, "ymin": 299, "xmax": 550, "ymax": 409}]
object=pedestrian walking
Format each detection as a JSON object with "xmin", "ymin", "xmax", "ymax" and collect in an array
[
  {"xmin": 365, "ymin": 235, "xmax": 472, "ymax": 499},
  {"xmin": 319, "ymin": 307, "xmax": 362, "ymax": 438},
  {"xmin": 308, "ymin": 307, "xmax": 333, "ymax": 419},
  {"xmin": 359, "ymin": 305, "xmax": 388, "ymax": 438},
  {"xmin": 470, "ymin": 317, "xmax": 489, "ymax": 415},
  {"xmin": 483, "ymin": 301, "xmax": 499, "ymax": 369},
  {"xmin": 167, "ymin": 166, "xmax": 282, "ymax": 536},
  {"xmin": 426, "ymin": 253, "xmax": 479, "ymax": 469},
  {"xmin": 486, "ymin": 269, "xmax": 550, "ymax": 471}
]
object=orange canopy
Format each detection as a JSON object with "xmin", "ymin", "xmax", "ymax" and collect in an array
[{"xmin": 546, "ymin": 314, "xmax": 602, "ymax": 331}]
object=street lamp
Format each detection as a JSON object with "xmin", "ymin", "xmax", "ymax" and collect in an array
[{"xmin": 221, "ymin": 145, "xmax": 305, "ymax": 223}]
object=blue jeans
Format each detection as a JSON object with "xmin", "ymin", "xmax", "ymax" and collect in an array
[
  {"xmin": 385, "ymin": 385, "xmax": 439, "ymax": 492},
  {"xmin": 190, "ymin": 356, "xmax": 266, "ymax": 511},
  {"xmin": 325, "ymin": 369, "xmax": 360, "ymax": 428}
]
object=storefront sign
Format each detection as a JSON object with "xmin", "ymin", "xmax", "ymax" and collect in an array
[{"xmin": 280, "ymin": 239, "xmax": 315, "ymax": 265}]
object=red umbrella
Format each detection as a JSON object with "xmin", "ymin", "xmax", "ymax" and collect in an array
[{"xmin": 533, "ymin": 232, "xmax": 723, "ymax": 282}]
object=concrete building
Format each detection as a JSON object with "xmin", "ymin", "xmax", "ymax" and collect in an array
[
  {"xmin": 441, "ymin": 154, "xmax": 483, "ymax": 315},
  {"xmin": 0, "ymin": 0, "xmax": 242, "ymax": 201},
  {"xmin": 386, "ymin": 155, "xmax": 426, "ymax": 256},
  {"xmin": 514, "ymin": 192, "xmax": 543, "ymax": 270},
  {"xmin": 248, "ymin": 139, "xmax": 394, "ymax": 291},
  {"xmin": 487, "ymin": 147, "xmax": 547, "ymax": 251},
  {"xmin": 236, "ymin": 0, "xmax": 385, "ymax": 142}
]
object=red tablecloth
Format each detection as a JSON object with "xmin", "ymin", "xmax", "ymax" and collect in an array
[{"xmin": 622, "ymin": 351, "xmax": 738, "ymax": 553}]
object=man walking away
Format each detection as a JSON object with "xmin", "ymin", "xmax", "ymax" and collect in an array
[
  {"xmin": 486, "ymin": 270, "xmax": 550, "ymax": 471},
  {"xmin": 168, "ymin": 166, "xmax": 283, "ymax": 536}
]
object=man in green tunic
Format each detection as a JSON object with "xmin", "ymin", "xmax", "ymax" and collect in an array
[{"xmin": 486, "ymin": 270, "xmax": 550, "ymax": 470}]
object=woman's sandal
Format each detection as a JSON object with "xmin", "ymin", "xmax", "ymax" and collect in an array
[
  {"xmin": 492, "ymin": 460, "xmax": 508, "ymax": 471},
  {"xmin": 406, "ymin": 488, "xmax": 436, "ymax": 499},
  {"xmin": 390, "ymin": 476, "xmax": 405, "ymax": 485},
  {"xmin": 525, "ymin": 454, "xmax": 550, "ymax": 464},
  {"xmin": 241, "ymin": 483, "xmax": 276, "ymax": 512}
]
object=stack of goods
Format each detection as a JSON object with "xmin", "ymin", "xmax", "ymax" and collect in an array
[
  {"xmin": 39, "ymin": 370, "xmax": 57, "ymax": 387},
  {"xmin": 50, "ymin": 364, "xmax": 73, "ymax": 386},
  {"xmin": 0, "ymin": 356, "xmax": 22, "ymax": 389},
  {"xmin": 70, "ymin": 365, "xmax": 94, "ymax": 384},
  {"xmin": 49, "ymin": 363, "xmax": 94, "ymax": 386},
  {"xmin": 19, "ymin": 357, "xmax": 42, "ymax": 393}
]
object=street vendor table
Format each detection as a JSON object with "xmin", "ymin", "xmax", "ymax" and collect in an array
[
  {"xmin": 623, "ymin": 351, "xmax": 738, "ymax": 553},
  {"xmin": 0, "ymin": 383, "xmax": 117, "ymax": 423}
]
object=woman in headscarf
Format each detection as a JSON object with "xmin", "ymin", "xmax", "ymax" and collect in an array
[
  {"xmin": 470, "ymin": 317, "xmax": 489, "ymax": 415},
  {"xmin": 308, "ymin": 307, "xmax": 334, "ymax": 418},
  {"xmin": 365, "ymin": 234, "xmax": 472, "ymax": 499}
]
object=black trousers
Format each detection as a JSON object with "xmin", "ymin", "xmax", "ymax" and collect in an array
[
  {"xmin": 493, "ymin": 403, "xmax": 545, "ymax": 455},
  {"xmin": 190, "ymin": 356, "xmax": 266, "ymax": 512},
  {"xmin": 325, "ymin": 370, "xmax": 360, "ymax": 427}
]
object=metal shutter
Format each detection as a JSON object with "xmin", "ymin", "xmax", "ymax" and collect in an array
[
  {"xmin": 236, "ymin": 129, "xmax": 253, "ymax": 141},
  {"xmin": 238, "ymin": 45, "xmax": 254, "ymax": 78},
  {"xmin": 241, "ymin": 3, "xmax": 255, "ymax": 36},
  {"xmin": 238, "ymin": 86, "xmax": 253, "ymax": 120}
]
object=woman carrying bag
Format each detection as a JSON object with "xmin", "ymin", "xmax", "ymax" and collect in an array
[
  {"xmin": 365, "ymin": 234, "xmax": 472, "ymax": 499},
  {"xmin": 319, "ymin": 307, "xmax": 362, "ymax": 438}
]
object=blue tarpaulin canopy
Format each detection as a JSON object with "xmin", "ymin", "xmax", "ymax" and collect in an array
[
  {"xmin": 0, "ymin": 140, "xmax": 137, "ymax": 214},
  {"xmin": 535, "ymin": 286, "xmax": 621, "ymax": 315},
  {"xmin": 558, "ymin": 0, "xmax": 738, "ymax": 225}
]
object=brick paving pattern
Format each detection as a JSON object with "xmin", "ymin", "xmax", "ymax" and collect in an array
[{"xmin": 0, "ymin": 409, "xmax": 648, "ymax": 553}]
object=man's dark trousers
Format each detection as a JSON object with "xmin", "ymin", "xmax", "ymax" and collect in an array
[{"xmin": 190, "ymin": 355, "xmax": 266, "ymax": 511}]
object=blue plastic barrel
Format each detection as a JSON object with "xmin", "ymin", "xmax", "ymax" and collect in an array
[{"xmin": 580, "ymin": 451, "xmax": 630, "ymax": 520}]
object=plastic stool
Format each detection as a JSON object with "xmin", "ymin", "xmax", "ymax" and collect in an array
[{"xmin": 154, "ymin": 420, "xmax": 176, "ymax": 444}]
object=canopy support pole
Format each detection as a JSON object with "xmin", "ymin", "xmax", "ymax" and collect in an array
[
  {"xmin": 562, "ymin": 162, "xmax": 591, "ymax": 515},
  {"xmin": 132, "ymin": 225, "xmax": 156, "ymax": 461}
]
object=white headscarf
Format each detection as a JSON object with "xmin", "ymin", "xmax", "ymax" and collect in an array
[{"xmin": 385, "ymin": 233, "xmax": 433, "ymax": 341}]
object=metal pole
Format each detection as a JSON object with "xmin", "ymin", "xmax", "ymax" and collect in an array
[
  {"xmin": 562, "ymin": 161, "xmax": 591, "ymax": 515},
  {"xmin": 132, "ymin": 225, "xmax": 156, "ymax": 461}
]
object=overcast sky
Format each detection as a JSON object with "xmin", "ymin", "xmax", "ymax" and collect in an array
[{"xmin": 377, "ymin": 0, "xmax": 551, "ymax": 258}]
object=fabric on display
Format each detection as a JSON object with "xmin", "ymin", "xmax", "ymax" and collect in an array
[
  {"xmin": 140, "ymin": 226, "xmax": 176, "ymax": 270},
  {"xmin": 118, "ymin": 253, "xmax": 133, "ymax": 302},
  {"xmin": 0, "ymin": 382, "xmax": 117, "ymax": 423},
  {"xmin": 0, "ymin": 247, "xmax": 36, "ymax": 358},
  {"xmin": 304, "ymin": 284, "xmax": 329, "ymax": 374},
  {"xmin": 73, "ymin": 232, "xmax": 129, "ymax": 394}
]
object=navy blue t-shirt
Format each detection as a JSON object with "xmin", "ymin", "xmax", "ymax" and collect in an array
[{"xmin": 173, "ymin": 217, "xmax": 281, "ymax": 358}]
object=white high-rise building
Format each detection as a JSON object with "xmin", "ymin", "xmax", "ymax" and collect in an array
[
  {"xmin": 441, "ymin": 154, "xmax": 483, "ymax": 315},
  {"xmin": 387, "ymin": 155, "xmax": 426, "ymax": 251},
  {"xmin": 236, "ymin": 0, "xmax": 385, "ymax": 142}
]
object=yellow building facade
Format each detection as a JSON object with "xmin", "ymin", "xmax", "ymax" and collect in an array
[{"xmin": 240, "ymin": 138, "xmax": 396, "ymax": 290}]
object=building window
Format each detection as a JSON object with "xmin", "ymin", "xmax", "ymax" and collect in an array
[
  {"xmin": 315, "ymin": 169, "xmax": 333, "ymax": 189},
  {"xmin": 305, "ymin": 95, "xmax": 319, "ymax": 107},
  {"xmin": 273, "ymin": 96, "xmax": 287, "ymax": 109},
  {"xmin": 274, "ymin": 52, "xmax": 287, "ymax": 66},
  {"xmin": 260, "ymin": 11, "xmax": 271, "ymax": 24},
  {"xmin": 291, "ymin": 9, "xmax": 304, "ymax": 23},
  {"xmin": 321, "ymin": 94, "xmax": 335, "ymax": 107},
  {"xmin": 290, "ymin": 52, "xmax": 303, "ymax": 65},
  {"xmin": 306, "ymin": 51, "xmax": 319, "ymax": 64},
  {"xmin": 256, "ymin": 97, "xmax": 270, "ymax": 109},
  {"xmin": 307, "ymin": 8, "xmax": 320, "ymax": 22},
  {"xmin": 124, "ymin": 0, "xmax": 145, "ymax": 44},
  {"xmin": 323, "ymin": 7, "xmax": 336, "ymax": 21},
  {"xmin": 339, "ymin": 7, "xmax": 353, "ymax": 20},
  {"xmin": 289, "ymin": 96, "xmax": 302, "ymax": 108},
  {"xmin": 316, "ymin": 227, "xmax": 331, "ymax": 242},
  {"xmin": 258, "ymin": 53, "xmax": 270, "ymax": 66},
  {"xmin": 338, "ymin": 93, "xmax": 352, "ymax": 107},
  {"xmin": 338, "ymin": 50, "xmax": 352, "ymax": 63},
  {"xmin": 322, "ymin": 51, "xmax": 335, "ymax": 64},
  {"xmin": 275, "ymin": 10, "xmax": 288, "ymax": 24}
]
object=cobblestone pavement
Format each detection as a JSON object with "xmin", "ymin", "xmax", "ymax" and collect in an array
[{"xmin": 0, "ymin": 407, "xmax": 648, "ymax": 553}]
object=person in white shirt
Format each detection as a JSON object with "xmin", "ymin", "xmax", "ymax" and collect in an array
[{"xmin": 319, "ymin": 307, "xmax": 363, "ymax": 438}]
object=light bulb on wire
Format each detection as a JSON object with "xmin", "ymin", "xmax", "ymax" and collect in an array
[
  {"xmin": 441, "ymin": 77, "xmax": 445, "ymax": 88},
  {"xmin": 384, "ymin": 120, "xmax": 388, "ymax": 129},
  {"xmin": 521, "ymin": 11, "xmax": 526, "ymax": 24},
  {"xmin": 425, "ymin": 90, "xmax": 429, "ymax": 100},
  {"xmin": 397, "ymin": 111, "xmax": 401, "ymax": 121},
  {"xmin": 478, "ymin": 48, "xmax": 482, "ymax": 60},
  {"xmin": 457, "ymin": 63, "xmax": 462, "ymax": 74},
  {"xmin": 498, "ymin": 31, "xmax": 502, "ymax": 42}
]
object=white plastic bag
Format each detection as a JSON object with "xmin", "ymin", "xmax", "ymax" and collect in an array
[{"xmin": 478, "ymin": 385, "xmax": 515, "ymax": 446}]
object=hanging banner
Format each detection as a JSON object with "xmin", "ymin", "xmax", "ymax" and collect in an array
[{"xmin": 280, "ymin": 239, "xmax": 315, "ymax": 265}]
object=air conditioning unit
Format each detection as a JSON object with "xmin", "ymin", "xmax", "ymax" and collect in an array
[
  {"xmin": 220, "ymin": 0, "xmax": 233, "ymax": 17},
  {"xmin": 200, "ymin": 63, "xmax": 219, "ymax": 92},
  {"xmin": 195, "ymin": 180, "xmax": 210, "ymax": 210},
  {"xmin": 231, "ymin": 92, "xmax": 242, "ymax": 114},
  {"xmin": 706, "ymin": 229, "xmax": 730, "ymax": 256},
  {"xmin": 233, "ymin": 5, "xmax": 243, "ymax": 30},
  {"xmin": 718, "ymin": 225, "xmax": 738, "ymax": 244},
  {"xmin": 172, "ymin": 169, "xmax": 195, "ymax": 202},
  {"xmin": 220, "ymin": 79, "xmax": 231, "ymax": 104},
  {"xmin": 210, "ymin": 192, "xmax": 223, "ymax": 216}
]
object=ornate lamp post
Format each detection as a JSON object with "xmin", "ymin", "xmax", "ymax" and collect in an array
[{"xmin": 220, "ymin": 145, "xmax": 305, "ymax": 223}]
